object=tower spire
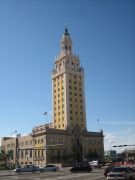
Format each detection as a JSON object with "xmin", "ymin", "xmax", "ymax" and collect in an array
[{"xmin": 64, "ymin": 27, "xmax": 69, "ymax": 35}]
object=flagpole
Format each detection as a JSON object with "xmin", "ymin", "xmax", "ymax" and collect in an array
[
  {"xmin": 43, "ymin": 112, "xmax": 48, "ymax": 125},
  {"xmin": 97, "ymin": 118, "xmax": 101, "ymax": 131}
]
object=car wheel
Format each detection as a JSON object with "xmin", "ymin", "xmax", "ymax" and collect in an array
[
  {"xmin": 32, "ymin": 169, "xmax": 36, "ymax": 173},
  {"xmin": 53, "ymin": 169, "xmax": 56, "ymax": 172},
  {"xmin": 16, "ymin": 170, "xmax": 21, "ymax": 173},
  {"xmin": 129, "ymin": 176, "xmax": 133, "ymax": 180},
  {"xmin": 40, "ymin": 169, "xmax": 44, "ymax": 173}
]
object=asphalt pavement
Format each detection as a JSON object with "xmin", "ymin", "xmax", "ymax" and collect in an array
[{"xmin": 0, "ymin": 167, "xmax": 106, "ymax": 180}]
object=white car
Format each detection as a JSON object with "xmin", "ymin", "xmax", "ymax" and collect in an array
[
  {"xmin": 39, "ymin": 165, "xmax": 59, "ymax": 172},
  {"xmin": 107, "ymin": 166, "xmax": 135, "ymax": 180}
]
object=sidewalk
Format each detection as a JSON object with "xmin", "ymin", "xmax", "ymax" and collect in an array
[{"xmin": 0, "ymin": 170, "xmax": 15, "ymax": 177}]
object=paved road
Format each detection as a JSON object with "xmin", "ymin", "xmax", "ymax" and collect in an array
[{"xmin": 0, "ymin": 168, "xmax": 106, "ymax": 180}]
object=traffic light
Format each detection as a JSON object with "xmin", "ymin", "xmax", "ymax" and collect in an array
[{"xmin": 113, "ymin": 145, "xmax": 127, "ymax": 147}]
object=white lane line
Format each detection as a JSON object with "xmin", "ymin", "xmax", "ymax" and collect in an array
[{"xmin": 36, "ymin": 173, "xmax": 103, "ymax": 180}]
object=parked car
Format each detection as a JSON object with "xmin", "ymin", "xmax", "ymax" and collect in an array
[
  {"xmin": 69, "ymin": 163, "xmax": 92, "ymax": 173},
  {"xmin": 13, "ymin": 165, "xmax": 39, "ymax": 173},
  {"xmin": 39, "ymin": 164, "xmax": 59, "ymax": 172},
  {"xmin": 107, "ymin": 166, "xmax": 135, "ymax": 180},
  {"xmin": 104, "ymin": 166, "xmax": 117, "ymax": 177},
  {"xmin": 89, "ymin": 161, "xmax": 102, "ymax": 168}
]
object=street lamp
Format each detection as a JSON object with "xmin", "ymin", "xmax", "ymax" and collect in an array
[
  {"xmin": 11, "ymin": 131, "xmax": 20, "ymax": 168},
  {"xmin": 82, "ymin": 137, "xmax": 88, "ymax": 163}
]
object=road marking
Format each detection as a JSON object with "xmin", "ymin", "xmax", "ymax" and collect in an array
[
  {"xmin": 84, "ymin": 175, "xmax": 105, "ymax": 180},
  {"xmin": 32, "ymin": 173, "xmax": 104, "ymax": 180}
]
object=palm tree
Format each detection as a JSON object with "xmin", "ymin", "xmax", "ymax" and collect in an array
[
  {"xmin": 0, "ymin": 149, "xmax": 13, "ymax": 169},
  {"xmin": 0, "ymin": 149, "xmax": 8, "ymax": 168}
]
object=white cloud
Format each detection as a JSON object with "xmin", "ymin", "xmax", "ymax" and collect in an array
[
  {"xmin": 104, "ymin": 128, "xmax": 135, "ymax": 153},
  {"xmin": 103, "ymin": 120, "xmax": 135, "ymax": 126}
]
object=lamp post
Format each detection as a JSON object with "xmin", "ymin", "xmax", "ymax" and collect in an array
[
  {"xmin": 10, "ymin": 131, "xmax": 18, "ymax": 168},
  {"xmin": 11, "ymin": 131, "xmax": 20, "ymax": 168},
  {"xmin": 82, "ymin": 137, "xmax": 88, "ymax": 163}
]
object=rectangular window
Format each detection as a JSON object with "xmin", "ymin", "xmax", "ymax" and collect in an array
[
  {"xmin": 29, "ymin": 140, "xmax": 32, "ymax": 145},
  {"xmin": 25, "ymin": 150, "xmax": 28, "ymax": 157},
  {"xmin": 30, "ymin": 149, "xmax": 32, "ymax": 158},
  {"xmin": 21, "ymin": 142, "xmax": 24, "ymax": 146},
  {"xmin": 25, "ymin": 141, "xmax": 28, "ymax": 145},
  {"xmin": 41, "ymin": 150, "xmax": 43, "ymax": 157},
  {"xmin": 21, "ymin": 150, "xmax": 24, "ymax": 158},
  {"xmin": 38, "ymin": 150, "xmax": 40, "ymax": 157}
]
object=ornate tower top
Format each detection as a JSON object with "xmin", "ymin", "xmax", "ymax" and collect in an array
[{"xmin": 60, "ymin": 28, "xmax": 73, "ymax": 56}]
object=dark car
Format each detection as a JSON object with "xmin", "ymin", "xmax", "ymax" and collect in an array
[
  {"xmin": 13, "ymin": 165, "xmax": 39, "ymax": 173},
  {"xmin": 104, "ymin": 166, "xmax": 116, "ymax": 177},
  {"xmin": 70, "ymin": 163, "xmax": 92, "ymax": 173}
]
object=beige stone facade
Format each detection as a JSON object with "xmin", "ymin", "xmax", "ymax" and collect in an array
[{"xmin": 1, "ymin": 29, "xmax": 104, "ymax": 167}]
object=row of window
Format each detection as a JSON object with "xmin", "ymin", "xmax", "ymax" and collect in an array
[
  {"xmin": 7, "ymin": 143, "xmax": 15, "ymax": 148},
  {"xmin": 50, "ymin": 138, "xmax": 65, "ymax": 143},
  {"xmin": 54, "ymin": 116, "xmax": 64, "ymax": 121},
  {"xmin": 54, "ymin": 98, "xmax": 64, "ymax": 104},
  {"xmin": 69, "ymin": 98, "xmax": 83, "ymax": 103},
  {"xmin": 69, "ymin": 74, "xmax": 81, "ymax": 79},
  {"xmin": 19, "ymin": 140, "xmax": 33, "ymax": 146},
  {"xmin": 69, "ymin": 92, "xmax": 82, "ymax": 97},
  {"xmin": 54, "ymin": 104, "xmax": 64, "ymax": 110},
  {"xmin": 54, "ymin": 110, "xmax": 64, "ymax": 116},
  {"xmin": 88, "ymin": 140, "xmax": 101, "ymax": 145},
  {"xmin": 69, "ymin": 86, "xmax": 82, "ymax": 91},
  {"xmin": 54, "ymin": 124, "xmax": 65, "ymax": 129},
  {"xmin": 7, "ymin": 140, "xmax": 33, "ymax": 148},
  {"xmin": 69, "ymin": 79, "xmax": 82, "ymax": 86},
  {"xmin": 54, "ymin": 92, "xmax": 64, "ymax": 98},
  {"xmin": 70, "ymin": 104, "xmax": 82, "ymax": 109},
  {"xmin": 70, "ymin": 122, "xmax": 84, "ymax": 128},
  {"xmin": 70, "ymin": 117, "xmax": 84, "ymax": 121},
  {"xmin": 70, "ymin": 110, "xmax": 83, "ymax": 115},
  {"xmin": 54, "ymin": 80, "xmax": 64, "ymax": 86},
  {"xmin": 19, "ymin": 149, "xmax": 43, "ymax": 159},
  {"xmin": 35, "ymin": 138, "xmax": 44, "ymax": 144},
  {"xmin": 54, "ymin": 86, "xmax": 64, "ymax": 92},
  {"xmin": 53, "ymin": 75, "xmax": 63, "ymax": 80},
  {"xmin": 56, "ymin": 59, "xmax": 79, "ymax": 67}
]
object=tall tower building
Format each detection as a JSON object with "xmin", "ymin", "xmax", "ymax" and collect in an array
[
  {"xmin": 52, "ymin": 28, "xmax": 87, "ymax": 131},
  {"xmin": 2, "ymin": 28, "xmax": 104, "ymax": 167}
]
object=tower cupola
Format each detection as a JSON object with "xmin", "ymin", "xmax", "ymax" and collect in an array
[{"xmin": 60, "ymin": 28, "xmax": 72, "ymax": 56}]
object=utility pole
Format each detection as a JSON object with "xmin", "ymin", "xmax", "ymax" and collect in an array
[{"xmin": 15, "ymin": 133, "xmax": 19, "ymax": 168}]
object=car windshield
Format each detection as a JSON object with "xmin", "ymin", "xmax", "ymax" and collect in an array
[{"xmin": 112, "ymin": 168, "xmax": 128, "ymax": 172}]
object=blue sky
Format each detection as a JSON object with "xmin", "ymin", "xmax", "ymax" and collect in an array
[{"xmin": 0, "ymin": 0, "xmax": 135, "ymax": 152}]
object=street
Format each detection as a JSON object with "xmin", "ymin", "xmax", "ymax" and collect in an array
[{"xmin": 0, "ymin": 168, "xmax": 106, "ymax": 180}]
